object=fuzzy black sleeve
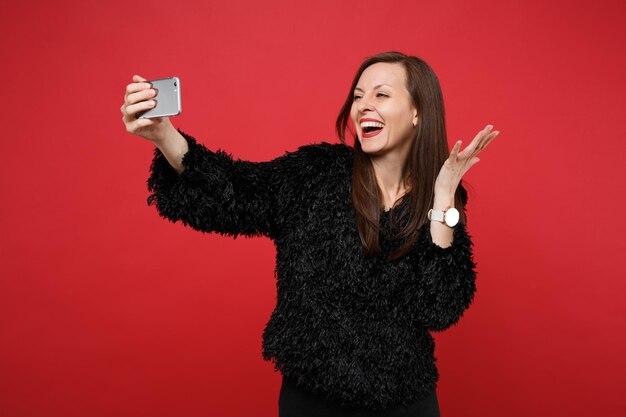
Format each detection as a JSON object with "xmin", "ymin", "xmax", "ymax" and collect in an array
[
  {"xmin": 413, "ymin": 221, "xmax": 478, "ymax": 332},
  {"xmin": 146, "ymin": 128, "xmax": 295, "ymax": 240}
]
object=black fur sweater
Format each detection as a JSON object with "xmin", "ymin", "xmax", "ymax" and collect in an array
[{"xmin": 146, "ymin": 129, "xmax": 477, "ymax": 411}]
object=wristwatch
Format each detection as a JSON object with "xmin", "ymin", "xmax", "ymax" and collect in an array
[{"xmin": 428, "ymin": 207, "xmax": 460, "ymax": 227}]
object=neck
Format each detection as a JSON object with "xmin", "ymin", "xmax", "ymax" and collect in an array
[{"xmin": 370, "ymin": 154, "xmax": 408, "ymax": 202}]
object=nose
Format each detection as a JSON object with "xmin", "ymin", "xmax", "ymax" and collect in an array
[{"xmin": 357, "ymin": 94, "xmax": 374, "ymax": 113}]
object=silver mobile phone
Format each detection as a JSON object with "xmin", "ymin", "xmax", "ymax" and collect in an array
[{"xmin": 137, "ymin": 76, "xmax": 182, "ymax": 119}]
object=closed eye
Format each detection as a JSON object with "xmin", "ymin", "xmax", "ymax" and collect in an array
[{"xmin": 353, "ymin": 93, "xmax": 388, "ymax": 101}]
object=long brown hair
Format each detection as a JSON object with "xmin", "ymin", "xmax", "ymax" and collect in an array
[{"xmin": 335, "ymin": 51, "xmax": 470, "ymax": 261}]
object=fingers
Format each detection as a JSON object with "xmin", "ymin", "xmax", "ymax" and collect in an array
[
  {"xmin": 127, "ymin": 87, "xmax": 157, "ymax": 106},
  {"xmin": 468, "ymin": 156, "xmax": 480, "ymax": 169},
  {"xmin": 121, "ymin": 74, "xmax": 157, "ymax": 120},
  {"xmin": 473, "ymin": 125, "xmax": 493, "ymax": 151},
  {"xmin": 124, "ymin": 116, "xmax": 158, "ymax": 134},
  {"xmin": 123, "ymin": 99, "xmax": 157, "ymax": 121},
  {"xmin": 479, "ymin": 130, "xmax": 499, "ymax": 151},
  {"xmin": 121, "ymin": 75, "xmax": 170, "ymax": 137},
  {"xmin": 449, "ymin": 140, "xmax": 462, "ymax": 160},
  {"xmin": 459, "ymin": 124, "xmax": 500, "ymax": 157},
  {"xmin": 476, "ymin": 125, "xmax": 499, "ymax": 152},
  {"xmin": 121, "ymin": 93, "xmax": 156, "ymax": 120},
  {"xmin": 126, "ymin": 75, "xmax": 151, "ymax": 95},
  {"xmin": 133, "ymin": 117, "xmax": 157, "ymax": 129},
  {"xmin": 125, "ymin": 82, "xmax": 151, "ymax": 97}
]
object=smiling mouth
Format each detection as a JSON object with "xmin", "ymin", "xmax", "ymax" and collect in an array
[{"xmin": 362, "ymin": 125, "xmax": 384, "ymax": 138}]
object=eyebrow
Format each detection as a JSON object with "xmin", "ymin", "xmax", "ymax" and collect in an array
[{"xmin": 354, "ymin": 84, "xmax": 393, "ymax": 92}]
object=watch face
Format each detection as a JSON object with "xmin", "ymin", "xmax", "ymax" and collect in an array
[{"xmin": 445, "ymin": 207, "xmax": 460, "ymax": 227}]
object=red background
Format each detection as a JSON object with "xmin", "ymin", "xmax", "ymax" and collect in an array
[{"xmin": 1, "ymin": 0, "xmax": 625, "ymax": 416}]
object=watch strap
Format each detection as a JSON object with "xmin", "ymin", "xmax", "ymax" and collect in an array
[
  {"xmin": 428, "ymin": 209, "xmax": 445, "ymax": 222},
  {"xmin": 428, "ymin": 207, "xmax": 459, "ymax": 227}
]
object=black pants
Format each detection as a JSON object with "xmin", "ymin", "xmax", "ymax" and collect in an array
[{"xmin": 278, "ymin": 375, "xmax": 441, "ymax": 417}]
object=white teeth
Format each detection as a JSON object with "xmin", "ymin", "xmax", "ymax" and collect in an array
[{"xmin": 360, "ymin": 121, "xmax": 384, "ymax": 129}]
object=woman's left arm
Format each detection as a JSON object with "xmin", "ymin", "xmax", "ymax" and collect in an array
[
  {"xmin": 414, "ymin": 124, "xmax": 500, "ymax": 331},
  {"xmin": 413, "ymin": 220, "xmax": 477, "ymax": 332},
  {"xmin": 430, "ymin": 124, "xmax": 499, "ymax": 246}
]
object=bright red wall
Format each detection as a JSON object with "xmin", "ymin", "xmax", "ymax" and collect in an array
[{"xmin": 1, "ymin": 0, "xmax": 625, "ymax": 416}]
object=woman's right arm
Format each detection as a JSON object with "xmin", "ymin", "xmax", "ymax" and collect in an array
[
  {"xmin": 149, "ymin": 125, "xmax": 188, "ymax": 176},
  {"xmin": 121, "ymin": 75, "xmax": 309, "ymax": 240}
]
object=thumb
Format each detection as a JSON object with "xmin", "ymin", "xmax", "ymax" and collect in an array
[{"xmin": 133, "ymin": 74, "xmax": 148, "ymax": 82}]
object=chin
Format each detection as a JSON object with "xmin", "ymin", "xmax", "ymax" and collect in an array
[{"xmin": 359, "ymin": 136, "xmax": 388, "ymax": 154}]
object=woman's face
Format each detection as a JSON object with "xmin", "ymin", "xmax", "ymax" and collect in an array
[{"xmin": 350, "ymin": 62, "xmax": 418, "ymax": 157}]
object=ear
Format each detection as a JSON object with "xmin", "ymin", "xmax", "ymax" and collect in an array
[{"xmin": 413, "ymin": 111, "xmax": 419, "ymax": 127}]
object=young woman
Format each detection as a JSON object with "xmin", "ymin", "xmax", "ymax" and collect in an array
[{"xmin": 121, "ymin": 51, "xmax": 499, "ymax": 417}]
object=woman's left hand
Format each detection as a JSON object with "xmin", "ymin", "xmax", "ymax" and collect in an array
[{"xmin": 434, "ymin": 124, "xmax": 500, "ymax": 198}]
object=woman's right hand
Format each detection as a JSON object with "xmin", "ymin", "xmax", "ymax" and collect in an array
[{"xmin": 121, "ymin": 75, "xmax": 174, "ymax": 143}]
